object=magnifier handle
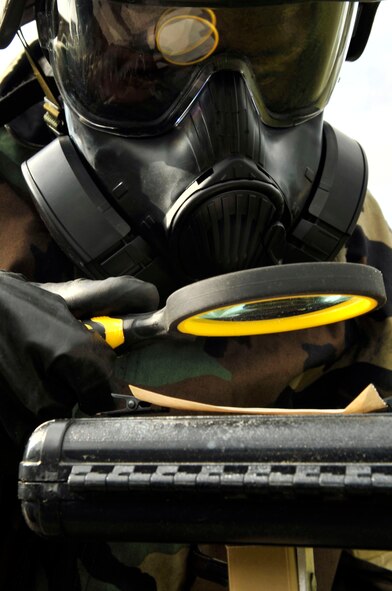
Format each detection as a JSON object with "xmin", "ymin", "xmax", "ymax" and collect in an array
[
  {"xmin": 83, "ymin": 309, "xmax": 166, "ymax": 350},
  {"xmin": 83, "ymin": 316, "xmax": 128, "ymax": 349}
]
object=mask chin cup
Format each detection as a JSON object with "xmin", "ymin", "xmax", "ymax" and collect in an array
[
  {"xmin": 165, "ymin": 121, "xmax": 367, "ymax": 279},
  {"xmin": 166, "ymin": 156, "xmax": 287, "ymax": 280}
]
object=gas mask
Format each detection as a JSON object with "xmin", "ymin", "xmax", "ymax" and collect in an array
[{"xmin": 16, "ymin": 1, "xmax": 380, "ymax": 301}]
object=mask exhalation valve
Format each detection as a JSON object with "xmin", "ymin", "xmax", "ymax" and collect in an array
[{"xmin": 169, "ymin": 172, "xmax": 287, "ymax": 280}]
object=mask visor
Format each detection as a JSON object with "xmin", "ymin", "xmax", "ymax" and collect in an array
[{"xmin": 50, "ymin": 0, "xmax": 356, "ymax": 134}]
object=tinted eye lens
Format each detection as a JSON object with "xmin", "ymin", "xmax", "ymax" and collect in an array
[{"xmin": 51, "ymin": 1, "xmax": 355, "ymax": 134}]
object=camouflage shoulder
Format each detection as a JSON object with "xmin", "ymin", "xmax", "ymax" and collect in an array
[{"xmin": 357, "ymin": 190, "xmax": 392, "ymax": 247}]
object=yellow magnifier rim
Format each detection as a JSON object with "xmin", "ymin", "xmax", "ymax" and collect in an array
[{"xmin": 177, "ymin": 294, "xmax": 378, "ymax": 337}]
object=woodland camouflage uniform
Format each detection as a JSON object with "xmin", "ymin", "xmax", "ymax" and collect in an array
[{"xmin": 1, "ymin": 108, "xmax": 392, "ymax": 590}]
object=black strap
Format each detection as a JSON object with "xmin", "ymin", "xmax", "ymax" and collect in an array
[{"xmin": 346, "ymin": 3, "xmax": 380, "ymax": 62}]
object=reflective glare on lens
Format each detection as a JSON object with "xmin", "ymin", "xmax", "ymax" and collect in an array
[
  {"xmin": 156, "ymin": 8, "xmax": 219, "ymax": 65},
  {"xmin": 200, "ymin": 295, "xmax": 351, "ymax": 322}
]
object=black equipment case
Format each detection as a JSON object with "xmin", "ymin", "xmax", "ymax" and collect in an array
[{"xmin": 18, "ymin": 414, "xmax": 392, "ymax": 548}]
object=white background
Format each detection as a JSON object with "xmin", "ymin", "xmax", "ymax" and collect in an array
[
  {"xmin": 1, "ymin": 3, "xmax": 391, "ymax": 222},
  {"xmin": 325, "ymin": 1, "xmax": 392, "ymax": 224}
]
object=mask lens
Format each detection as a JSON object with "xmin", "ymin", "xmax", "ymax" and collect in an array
[{"xmin": 50, "ymin": 0, "xmax": 356, "ymax": 133}]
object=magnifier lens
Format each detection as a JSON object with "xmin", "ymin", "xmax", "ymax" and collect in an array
[
  {"xmin": 202, "ymin": 295, "xmax": 351, "ymax": 321},
  {"xmin": 178, "ymin": 293, "xmax": 378, "ymax": 337}
]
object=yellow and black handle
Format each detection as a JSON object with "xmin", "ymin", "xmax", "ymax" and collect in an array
[
  {"xmin": 84, "ymin": 316, "xmax": 127, "ymax": 349},
  {"xmin": 83, "ymin": 309, "xmax": 167, "ymax": 350}
]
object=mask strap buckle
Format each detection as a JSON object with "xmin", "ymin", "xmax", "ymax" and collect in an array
[{"xmin": 17, "ymin": 28, "xmax": 65, "ymax": 135}]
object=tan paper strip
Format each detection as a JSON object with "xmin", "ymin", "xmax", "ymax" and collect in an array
[
  {"xmin": 226, "ymin": 546, "xmax": 299, "ymax": 591},
  {"xmin": 129, "ymin": 383, "xmax": 387, "ymax": 415}
]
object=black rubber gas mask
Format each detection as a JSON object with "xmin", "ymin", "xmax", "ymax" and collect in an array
[{"xmin": 22, "ymin": 1, "xmax": 369, "ymax": 298}]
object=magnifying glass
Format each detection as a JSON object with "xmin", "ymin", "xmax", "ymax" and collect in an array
[{"xmin": 84, "ymin": 262, "xmax": 386, "ymax": 350}]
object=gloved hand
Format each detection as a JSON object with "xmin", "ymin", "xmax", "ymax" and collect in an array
[
  {"xmin": 0, "ymin": 272, "xmax": 159, "ymax": 446},
  {"xmin": 39, "ymin": 276, "xmax": 159, "ymax": 319}
]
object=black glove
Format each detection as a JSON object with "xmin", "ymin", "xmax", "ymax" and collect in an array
[
  {"xmin": 39, "ymin": 276, "xmax": 159, "ymax": 319},
  {"xmin": 0, "ymin": 272, "xmax": 159, "ymax": 446}
]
